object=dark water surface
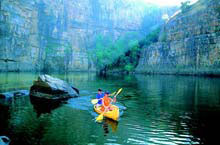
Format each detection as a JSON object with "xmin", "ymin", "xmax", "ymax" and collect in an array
[{"xmin": 0, "ymin": 72, "xmax": 220, "ymax": 145}]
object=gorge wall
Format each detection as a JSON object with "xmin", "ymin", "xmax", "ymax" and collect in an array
[
  {"xmin": 0, "ymin": 0, "xmax": 175, "ymax": 72},
  {"xmin": 136, "ymin": 0, "xmax": 220, "ymax": 75}
]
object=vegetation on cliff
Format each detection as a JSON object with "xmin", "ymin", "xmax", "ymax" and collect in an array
[
  {"xmin": 180, "ymin": 1, "xmax": 191, "ymax": 12},
  {"xmin": 89, "ymin": 28, "xmax": 161, "ymax": 73},
  {"xmin": 88, "ymin": 32, "xmax": 139, "ymax": 73}
]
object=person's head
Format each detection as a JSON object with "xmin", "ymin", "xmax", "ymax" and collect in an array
[
  {"xmin": 98, "ymin": 89, "xmax": 102, "ymax": 94},
  {"xmin": 104, "ymin": 91, "xmax": 110, "ymax": 97}
]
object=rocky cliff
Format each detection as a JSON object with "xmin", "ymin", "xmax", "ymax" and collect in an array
[
  {"xmin": 136, "ymin": 0, "xmax": 220, "ymax": 75},
  {"xmin": 0, "ymin": 0, "xmax": 175, "ymax": 72}
]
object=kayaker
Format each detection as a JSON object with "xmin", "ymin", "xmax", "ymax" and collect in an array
[
  {"xmin": 96, "ymin": 89, "xmax": 104, "ymax": 107},
  {"xmin": 101, "ymin": 91, "xmax": 116, "ymax": 112}
]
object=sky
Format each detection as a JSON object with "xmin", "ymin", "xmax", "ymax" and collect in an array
[{"xmin": 134, "ymin": 0, "xmax": 198, "ymax": 6}]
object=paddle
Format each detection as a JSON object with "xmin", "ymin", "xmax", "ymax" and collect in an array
[
  {"xmin": 96, "ymin": 88, "xmax": 123, "ymax": 122},
  {"xmin": 91, "ymin": 91, "xmax": 117, "ymax": 105},
  {"xmin": 110, "ymin": 91, "xmax": 116, "ymax": 96},
  {"xmin": 91, "ymin": 99, "xmax": 98, "ymax": 104}
]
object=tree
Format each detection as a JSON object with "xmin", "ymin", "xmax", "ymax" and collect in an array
[
  {"xmin": 180, "ymin": 1, "xmax": 191, "ymax": 13},
  {"xmin": 88, "ymin": 32, "xmax": 140, "ymax": 72}
]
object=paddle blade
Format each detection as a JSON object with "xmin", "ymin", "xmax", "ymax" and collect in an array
[
  {"xmin": 115, "ymin": 88, "xmax": 123, "ymax": 96},
  {"xmin": 96, "ymin": 114, "xmax": 104, "ymax": 122},
  {"xmin": 91, "ymin": 99, "xmax": 98, "ymax": 104}
]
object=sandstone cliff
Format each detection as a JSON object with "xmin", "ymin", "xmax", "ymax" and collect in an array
[
  {"xmin": 0, "ymin": 0, "xmax": 175, "ymax": 72},
  {"xmin": 136, "ymin": 0, "xmax": 220, "ymax": 75}
]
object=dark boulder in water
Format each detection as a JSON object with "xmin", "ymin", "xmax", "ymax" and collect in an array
[{"xmin": 30, "ymin": 74, "xmax": 79, "ymax": 101}]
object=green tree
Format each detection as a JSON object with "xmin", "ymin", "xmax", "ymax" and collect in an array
[{"xmin": 88, "ymin": 32, "xmax": 140, "ymax": 73}]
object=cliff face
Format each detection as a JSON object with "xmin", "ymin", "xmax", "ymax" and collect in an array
[
  {"xmin": 0, "ymin": 0, "xmax": 175, "ymax": 72},
  {"xmin": 136, "ymin": 0, "xmax": 220, "ymax": 75}
]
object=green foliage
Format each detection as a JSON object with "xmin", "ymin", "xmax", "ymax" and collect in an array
[
  {"xmin": 124, "ymin": 64, "xmax": 135, "ymax": 72},
  {"xmin": 119, "ymin": 28, "xmax": 161, "ymax": 72},
  {"xmin": 139, "ymin": 27, "xmax": 161, "ymax": 47},
  {"xmin": 160, "ymin": 31, "xmax": 167, "ymax": 42},
  {"xmin": 180, "ymin": 1, "xmax": 191, "ymax": 13},
  {"xmin": 89, "ymin": 28, "xmax": 161, "ymax": 73},
  {"xmin": 88, "ymin": 32, "xmax": 140, "ymax": 71}
]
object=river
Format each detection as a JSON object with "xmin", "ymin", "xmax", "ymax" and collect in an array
[{"xmin": 0, "ymin": 72, "xmax": 220, "ymax": 145}]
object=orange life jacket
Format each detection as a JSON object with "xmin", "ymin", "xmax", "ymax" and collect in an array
[{"xmin": 101, "ymin": 95, "xmax": 112, "ymax": 111}]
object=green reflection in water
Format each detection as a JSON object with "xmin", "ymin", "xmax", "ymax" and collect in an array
[{"xmin": 0, "ymin": 72, "xmax": 220, "ymax": 145}]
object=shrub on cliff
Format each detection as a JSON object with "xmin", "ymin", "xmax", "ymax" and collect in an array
[
  {"xmin": 180, "ymin": 1, "xmax": 191, "ymax": 13},
  {"xmin": 88, "ymin": 32, "xmax": 139, "ymax": 72},
  {"xmin": 110, "ymin": 27, "xmax": 161, "ymax": 73},
  {"xmin": 88, "ymin": 27, "xmax": 161, "ymax": 73}
]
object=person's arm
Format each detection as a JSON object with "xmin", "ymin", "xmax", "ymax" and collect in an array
[
  {"xmin": 109, "ymin": 98, "xmax": 113, "ymax": 103},
  {"xmin": 113, "ymin": 96, "xmax": 116, "ymax": 103}
]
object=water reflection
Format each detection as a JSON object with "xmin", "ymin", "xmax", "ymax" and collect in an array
[
  {"xmin": 0, "ymin": 103, "xmax": 10, "ymax": 135},
  {"xmin": 102, "ymin": 118, "xmax": 118, "ymax": 136},
  {"xmin": 30, "ymin": 96, "xmax": 63, "ymax": 117},
  {"xmin": 133, "ymin": 75, "xmax": 220, "ymax": 144},
  {"xmin": 0, "ymin": 73, "xmax": 220, "ymax": 144}
]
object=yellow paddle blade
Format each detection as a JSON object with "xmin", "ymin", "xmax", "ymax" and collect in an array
[
  {"xmin": 115, "ymin": 88, "xmax": 123, "ymax": 96},
  {"xmin": 91, "ymin": 99, "xmax": 98, "ymax": 104},
  {"xmin": 96, "ymin": 114, "xmax": 104, "ymax": 122}
]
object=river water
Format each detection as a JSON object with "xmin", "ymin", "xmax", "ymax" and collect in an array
[{"xmin": 0, "ymin": 72, "xmax": 220, "ymax": 145}]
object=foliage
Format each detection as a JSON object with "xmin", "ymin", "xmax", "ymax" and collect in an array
[
  {"xmin": 139, "ymin": 27, "xmax": 161, "ymax": 47},
  {"xmin": 180, "ymin": 1, "xmax": 191, "ymax": 13},
  {"xmin": 160, "ymin": 31, "xmax": 167, "ymax": 42},
  {"xmin": 89, "ymin": 28, "xmax": 161, "ymax": 73},
  {"xmin": 124, "ymin": 64, "xmax": 135, "ymax": 72},
  {"xmin": 117, "ymin": 27, "xmax": 161, "ymax": 72},
  {"xmin": 88, "ymin": 32, "xmax": 139, "ymax": 72}
]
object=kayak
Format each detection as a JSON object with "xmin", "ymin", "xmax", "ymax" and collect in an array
[{"xmin": 94, "ymin": 105, "xmax": 120, "ymax": 121}]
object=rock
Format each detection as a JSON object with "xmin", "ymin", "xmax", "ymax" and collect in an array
[
  {"xmin": 0, "ymin": 94, "xmax": 7, "ymax": 99},
  {"xmin": 136, "ymin": 0, "xmax": 220, "ymax": 75},
  {"xmin": 0, "ymin": 90, "xmax": 29, "ymax": 99},
  {"xmin": 30, "ymin": 75, "xmax": 79, "ymax": 101},
  {"xmin": 0, "ymin": 93, "xmax": 13, "ymax": 99},
  {"xmin": 0, "ymin": 0, "xmax": 177, "ymax": 72},
  {"xmin": 0, "ymin": 136, "xmax": 10, "ymax": 145}
]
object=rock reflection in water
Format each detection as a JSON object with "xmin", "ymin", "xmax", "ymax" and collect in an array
[{"xmin": 30, "ymin": 95, "xmax": 63, "ymax": 117}]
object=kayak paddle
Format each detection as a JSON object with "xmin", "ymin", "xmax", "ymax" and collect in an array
[{"xmin": 91, "ymin": 99, "xmax": 98, "ymax": 104}]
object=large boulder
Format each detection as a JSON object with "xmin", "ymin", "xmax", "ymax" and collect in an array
[{"xmin": 30, "ymin": 75, "xmax": 79, "ymax": 101}]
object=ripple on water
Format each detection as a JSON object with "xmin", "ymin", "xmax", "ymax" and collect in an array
[
  {"xmin": 1, "ymin": 73, "xmax": 219, "ymax": 145},
  {"xmin": 123, "ymin": 112, "xmax": 200, "ymax": 145},
  {"xmin": 149, "ymin": 137, "xmax": 178, "ymax": 145}
]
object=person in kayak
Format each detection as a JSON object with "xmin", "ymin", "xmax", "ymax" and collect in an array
[
  {"xmin": 100, "ymin": 91, "xmax": 116, "ymax": 112},
  {"xmin": 96, "ymin": 89, "xmax": 104, "ymax": 107}
]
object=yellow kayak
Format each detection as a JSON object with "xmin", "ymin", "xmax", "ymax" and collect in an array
[{"xmin": 94, "ymin": 105, "xmax": 120, "ymax": 121}]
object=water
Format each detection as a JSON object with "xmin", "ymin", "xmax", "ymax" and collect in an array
[{"xmin": 0, "ymin": 72, "xmax": 220, "ymax": 145}]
